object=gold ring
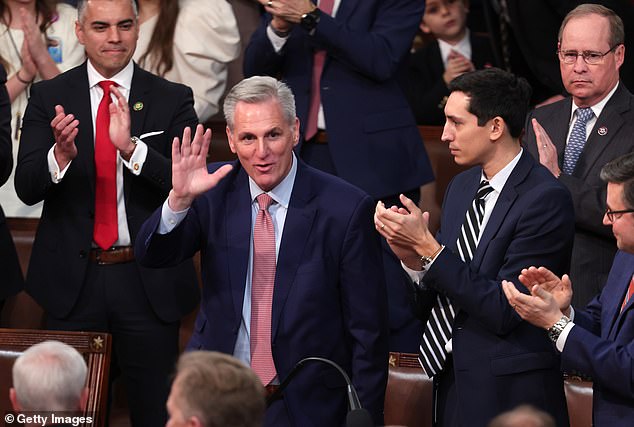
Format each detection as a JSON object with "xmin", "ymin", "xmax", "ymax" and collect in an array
[
  {"xmin": 267, "ymin": 0, "xmax": 273, "ymax": 6},
  {"xmin": 381, "ymin": 224, "xmax": 385, "ymax": 229}
]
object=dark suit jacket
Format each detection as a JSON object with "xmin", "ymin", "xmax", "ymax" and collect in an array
[
  {"xmin": 523, "ymin": 83, "xmax": 634, "ymax": 306},
  {"xmin": 243, "ymin": 0, "xmax": 433, "ymax": 200},
  {"xmin": 0, "ymin": 64, "xmax": 23, "ymax": 300},
  {"xmin": 14, "ymin": 62, "xmax": 199, "ymax": 322},
  {"xmin": 136, "ymin": 160, "xmax": 389, "ymax": 426},
  {"xmin": 403, "ymin": 32, "xmax": 498, "ymax": 125},
  {"xmin": 418, "ymin": 150, "xmax": 574, "ymax": 426},
  {"xmin": 563, "ymin": 250, "xmax": 634, "ymax": 426}
]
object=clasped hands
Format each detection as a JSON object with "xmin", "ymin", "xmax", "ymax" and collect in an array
[
  {"xmin": 52, "ymin": 86, "xmax": 136, "ymax": 170},
  {"xmin": 260, "ymin": 0, "xmax": 315, "ymax": 33},
  {"xmin": 502, "ymin": 266, "xmax": 573, "ymax": 330},
  {"xmin": 374, "ymin": 194, "xmax": 441, "ymax": 271}
]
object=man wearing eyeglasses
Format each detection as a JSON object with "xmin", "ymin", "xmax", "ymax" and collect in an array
[
  {"xmin": 522, "ymin": 3, "xmax": 634, "ymax": 307},
  {"xmin": 503, "ymin": 151, "xmax": 634, "ymax": 426}
]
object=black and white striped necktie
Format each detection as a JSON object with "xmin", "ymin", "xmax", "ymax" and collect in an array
[{"xmin": 418, "ymin": 180, "xmax": 494, "ymax": 376}]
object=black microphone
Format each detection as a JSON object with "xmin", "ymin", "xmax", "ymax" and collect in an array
[{"xmin": 266, "ymin": 356, "xmax": 374, "ymax": 427}]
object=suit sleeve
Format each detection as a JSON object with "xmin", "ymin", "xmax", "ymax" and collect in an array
[
  {"xmin": 14, "ymin": 82, "xmax": 57, "ymax": 205},
  {"xmin": 424, "ymin": 181, "xmax": 575, "ymax": 335},
  {"xmin": 339, "ymin": 194, "xmax": 388, "ymax": 425},
  {"xmin": 244, "ymin": 0, "xmax": 424, "ymax": 83},
  {"xmin": 0, "ymin": 65, "xmax": 12, "ymax": 186},
  {"xmin": 403, "ymin": 48, "xmax": 450, "ymax": 126},
  {"xmin": 562, "ymin": 315, "xmax": 634, "ymax": 400}
]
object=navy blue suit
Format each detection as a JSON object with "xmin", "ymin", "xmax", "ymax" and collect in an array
[
  {"xmin": 417, "ymin": 150, "xmax": 574, "ymax": 426},
  {"xmin": 563, "ymin": 250, "xmax": 634, "ymax": 426},
  {"xmin": 136, "ymin": 159, "xmax": 389, "ymax": 426},
  {"xmin": 244, "ymin": 0, "xmax": 435, "ymax": 352}
]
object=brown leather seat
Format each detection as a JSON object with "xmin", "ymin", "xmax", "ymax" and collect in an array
[
  {"xmin": 384, "ymin": 353, "xmax": 594, "ymax": 427},
  {"xmin": 384, "ymin": 352, "xmax": 433, "ymax": 427},
  {"xmin": 0, "ymin": 328, "xmax": 112, "ymax": 427}
]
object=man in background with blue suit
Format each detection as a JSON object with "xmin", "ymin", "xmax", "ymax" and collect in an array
[
  {"xmin": 136, "ymin": 76, "xmax": 388, "ymax": 426},
  {"xmin": 244, "ymin": 0, "xmax": 438, "ymax": 352},
  {"xmin": 376, "ymin": 68, "xmax": 574, "ymax": 426}
]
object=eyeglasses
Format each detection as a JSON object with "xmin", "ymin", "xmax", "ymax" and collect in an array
[
  {"xmin": 557, "ymin": 44, "xmax": 620, "ymax": 64},
  {"xmin": 605, "ymin": 208, "xmax": 634, "ymax": 222}
]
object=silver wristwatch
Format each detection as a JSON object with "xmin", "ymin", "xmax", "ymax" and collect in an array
[{"xmin": 547, "ymin": 315, "xmax": 571, "ymax": 343}]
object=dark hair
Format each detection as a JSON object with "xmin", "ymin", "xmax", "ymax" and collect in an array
[
  {"xmin": 600, "ymin": 152, "xmax": 634, "ymax": 209},
  {"xmin": 1, "ymin": 1, "xmax": 56, "ymax": 43},
  {"xmin": 448, "ymin": 68, "xmax": 532, "ymax": 138},
  {"xmin": 136, "ymin": 0, "xmax": 179, "ymax": 77}
]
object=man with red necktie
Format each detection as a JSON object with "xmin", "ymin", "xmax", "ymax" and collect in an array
[
  {"xmin": 504, "ymin": 151, "xmax": 634, "ymax": 426},
  {"xmin": 244, "ymin": 0, "xmax": 439, "ymax": 355},
  {"xmin": 15, "ymin": 1, "xmax": 198, "ymax": 425}
]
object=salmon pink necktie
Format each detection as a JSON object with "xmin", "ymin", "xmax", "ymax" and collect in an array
[
  {"xmin": 93, "ymin": 80, "xmax": 118, "ymax": 250},
  {"xmin": 304, "ymin": 0, "xmax": 335, "ymax": 140},
  {"xmin": 250, "ymin": 193, "xmax": 277, "ymax": 385}
]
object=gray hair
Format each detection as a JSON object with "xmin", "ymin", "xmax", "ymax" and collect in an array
[
  {"xmin": 600, "ymin": 152, "xmax": 634, "ymax": 209},
  {"xmin": 223, "ymin": 76, "xmax": 296, "ymax": 131},
  {"xmin": 558, "ymin": 4, "xmax": 624, "ymax": 47},
  {"xmin": 173, "ymin": 351, "xmax": 265, "ymax": 427},
  {"xmin": 77, "ymin": 0, "xmax": 139, "ymax": 23},
  {"xmin": 12, "ymin": 341, "xmax": 87, "ymax": 412}
]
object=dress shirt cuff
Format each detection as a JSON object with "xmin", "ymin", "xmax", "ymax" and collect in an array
[
  {"xmin": 121, "ymin": 139, "xmax": 148, "ymax": 175},
  {"xmin": 266, "ymin": 24, "xmax": 289, "ymax": 53},
  {"xmin": 47, "ymin": 144, "xmax": 72, "ymax": 183},
  {"xmin": 401, "ymin": 261, "xmax": 427, "ymax": 288},
  {"xmin": 555, "ymin": 321, "xmax": 575, "ymax": 352},
  {"xmin": 158, "ymin": 198, "xmax": 189, "ymax": 234}
]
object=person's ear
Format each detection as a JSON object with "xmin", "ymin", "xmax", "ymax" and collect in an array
[
  {"xmin": 9, "ymin": 388, "xmax": 21, "ymax": 412},
  {"xmin": 490, "ymin": 117, "xmax": 505, "ymax": 141}
]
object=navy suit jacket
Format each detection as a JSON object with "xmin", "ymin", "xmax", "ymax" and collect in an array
[
  {"xmin": 243, "ymin": 0, "xmax": 433, "ymax": 200},
  {"xmin": 417, "ymin": 150, "xmax": 574, "ymax": 426},
  {"xmin": 136, "ymin": 160, "xmax": 389, "ymax": 426},
  {"xmin": 403, "ymin": 33, "xmax": 498, "ymax": 126},
  {"xmin": 14, "ymin": 62, "xmax": 199, "ymax": 321},
  {"xmin": 563, "ymin": 250, "xmax": 634, "ymax": 426},
  {"xmin": 524, "ymin": 83, "xmax": 634, "ymax": 306}
]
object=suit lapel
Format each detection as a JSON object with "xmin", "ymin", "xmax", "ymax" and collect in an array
[
  {"xmin": 550, "ymin": 100, "xmax": 572, "ymax": 163},
  {"xmin": 472, "ymin": 151, "xmax": 531, "ymax": 266},
  {"xmin": 607, "ymin": 260, "xmax": 634, "ymax": 338},
  {"xmin": 575, "ymin": 84, "xmax": 629, "ymax": 179},
  {"xmin": 225, "ymin": 167, "xmax": 253, "ymax": 321},
  {"xmin": 444, "ymin": 168, "xmax": 481, "ymax": 252},
  {"xmin": 271, "ymin": 162, "xmax": 317, "ymax": 339},
  {"xmin": 124, "ymin": 65, "xmax": 151, "ymax": 201}
]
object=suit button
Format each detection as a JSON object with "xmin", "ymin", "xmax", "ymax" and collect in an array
[{"xmin": 79, "ymin": 250, "xmax": 87, "ymax": 258}]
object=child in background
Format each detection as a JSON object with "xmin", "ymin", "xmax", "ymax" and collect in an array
[{"xmin": 403, "ymin": 0, "xmax": 497, "ymax": 125}]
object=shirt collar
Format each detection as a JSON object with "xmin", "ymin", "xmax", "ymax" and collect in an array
[
  {"xmin": 571, "ymin": 81, "xmax": 619, "ymax": 121},
  {"xmin": 438, "ymin": 29, "xmax": 471, "ymax": 66},
  {"xmin": 86, "ymin": 59, "xmax": 134, "ymax": 92},
  {"xmin": 482, "ymin": 148, "xmax": 523, "ymax": 194},
  {"xmin": 248, "ymin": 152, "xmax": 297, "ymax": 209}
]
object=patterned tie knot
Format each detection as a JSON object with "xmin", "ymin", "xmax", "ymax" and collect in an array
[
  {"xmin": 576, "ymin": 107, "xmax": 594, "ymax": 125},
  {"xmin": 257, "ymin": 193, "xmax": 273, "ymax": 211},
  {"xmin": 476, "ymin": 180, "xmax": 493, "ymax": 202}
]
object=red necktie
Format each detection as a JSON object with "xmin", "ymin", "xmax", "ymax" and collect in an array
[
  {"xmin": 304, "ymin": 0, "xmax": 335, "ymax": 140},
  {"xmin": 93, "ymin": 80, "xmax": 118, "ymax": 250},
  {"xmin": 250, "ymin": 193, "xmax": 277, "ymax": 385},
  {"xmin": 621, "ymin": 275, "xmax": 634, "ymax": 313}
]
